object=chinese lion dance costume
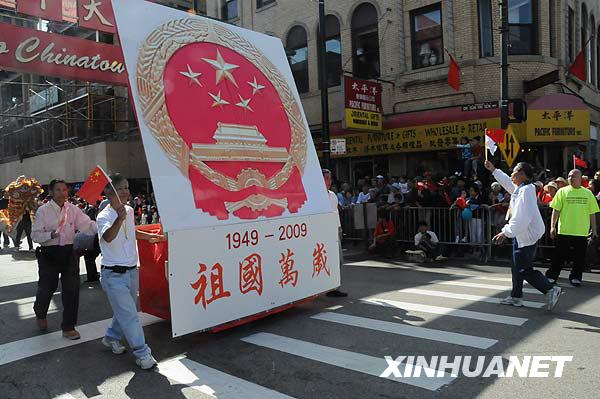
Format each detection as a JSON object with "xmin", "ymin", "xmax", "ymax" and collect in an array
[{"xmin": 0, "ymin": 176, "xmax": 44, "ymax": 238}]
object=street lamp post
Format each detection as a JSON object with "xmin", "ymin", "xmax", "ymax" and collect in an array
[{"xmin": 318, "ymin": 0, "xmax": 331, "ymax": 170}]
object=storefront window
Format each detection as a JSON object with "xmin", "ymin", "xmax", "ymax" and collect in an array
[
  {"xmin": 411, "ymin": 4, "xmax": 444, "ymax": 69},
  {"xmin": 478, "ymin": 0, "xmax": 493, "ymax": 57},
  {"xmin": 256, "ymin": 0, "xmax": 275, "ymax": 9},
  {"xmin": 286, "ymin": 26, "xmax": 309, "ymax": 93},
  {"xmin": 508, "ymin": 0, "xmax": 537, "ymax": 55},
  {"xmin": 317, "ymin": 15, "xmax": 342, "ymax": 88},
  {"xmin": 351, "ymin": 3, "xmax": 380, "ymax": 79}
]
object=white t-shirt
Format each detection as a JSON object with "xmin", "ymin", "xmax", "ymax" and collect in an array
[
  {"xmin": 414, "ymin": 230, "xmax": 439, "ymax": 247},
  {"xmin": 97, "ymin": 205, "xmax": 138, "ymax": 267},
  {"xmin": 328, "ymin": 190, "xmax": 341, "ymax": 227}
]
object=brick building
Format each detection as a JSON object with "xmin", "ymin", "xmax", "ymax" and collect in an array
[{"xmin": 208, "ymin": 0, "xmax": 600, "ymax": 183}]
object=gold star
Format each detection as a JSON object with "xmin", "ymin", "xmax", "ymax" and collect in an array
[
  {"xmin": 208, "ymin": 91, "xmax": 230, "ymax": 108},
  {"xmin": 235, "ymin": 94, "xmax": 253, "ymax": 112},
  {"xmin": 94, "ymin": 171, "xmax": 100, "ymax": 177},
  {"xmin": 201, "ymin": 50, "xmax": 239, "ymax": 87},
  {"xmin": 179, "ymin": 64, "xmax": 203, "ymax": 86},
  {"xmin": 248, "ymin": 77, "xmax": 265, "ymax": 95}
]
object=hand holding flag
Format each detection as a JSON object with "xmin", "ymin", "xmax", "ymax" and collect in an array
[{"xmin": 76, "ymin": 166, "xmax": 111, "ymax": 204}]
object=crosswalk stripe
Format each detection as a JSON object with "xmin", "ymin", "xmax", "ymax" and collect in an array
[
  {"xmin": 157, "ymin": 355, "xmax": 296, "ymax": 399},
  {"xmin": 311, "ymin": 312, "xmax": 497, "ymax": 349},
  {"xmin": 0, "ymin": 313, "xmax": 163, "ymax": 366},
  {"xmin": 399, "ymin": 288, "xmax": 545, "ymax": 309},
  {"xmin": 241, "ymin": 332, "xmax": 456, "ymax": 391},
  {"xmin": 431, "ymin": 280, "xmax": 543, "ymax": 295},
  {"xmin": 361, "ymin": 298, "xmax": 528, "ymax": 326}
]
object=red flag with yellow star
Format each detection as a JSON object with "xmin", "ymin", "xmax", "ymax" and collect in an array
[{"xmin": 76, "ymin": 165, "xmax": 111, "ymax": 204}]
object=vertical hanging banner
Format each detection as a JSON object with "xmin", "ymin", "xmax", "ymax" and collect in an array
[
  {"xmin": 77, "ymin": 0, "xmax": 116, "ymax": 33},
  {"xmin": 17, "ymin": 0, "xmax": 64, "ymax": 21},
  {"xmin": 113, "ymin": 0, "xmax": 340, "ymax": 336},
  {"xmin": 343, "ymin": 75, "xmax": 382, "ymax": 131},
  {"xmin": 63, "ymin": 0, "xmax": 79, "ymax": 23}
]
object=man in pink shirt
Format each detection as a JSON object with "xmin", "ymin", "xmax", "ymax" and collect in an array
[{"xmin": 32, "ymin": 179, "xmax": 97, "ymax": 339}]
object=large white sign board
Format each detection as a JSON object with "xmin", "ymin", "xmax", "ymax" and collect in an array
[{"xmin": 112, "ymin": 0, "xmax": 340, "ymax": 335}]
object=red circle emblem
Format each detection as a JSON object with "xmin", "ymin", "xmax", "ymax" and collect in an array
[{"xmin": 137, "ymin": 20, "xmax": 307, "ymax": 220}]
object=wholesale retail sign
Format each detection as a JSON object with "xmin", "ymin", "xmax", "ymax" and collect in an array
[
  {"xmin": 0, "ymin": 22, "xmax": 127, "ymax": 85},
  {"xmin": 114, "ymin": 0, "xmax": 339, "ymax": 335},
  {"xmin": 333, "ymin": 117, "xmax": 501, "ymax": 158},
  {"xmin": 343, "ymin": 76, "xmax": 382, "ymax": 131}
]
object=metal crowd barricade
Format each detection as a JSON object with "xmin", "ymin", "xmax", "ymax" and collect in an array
[{"xmin": 339, "ymin": 203, "xmax": 558, "ymax": 263}]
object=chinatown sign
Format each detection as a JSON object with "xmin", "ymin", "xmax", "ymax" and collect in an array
[
  {"xmin": 333, "ymin": 117, "xmax": 502, "ymax": 158},
  {"xmin": 114, "ymin": 0, "xmax": 339, "ymax": 336},
  {"xmin": 0, "ymin": 22, "xmax": 127, "ymax": 85},
  {"xmin": 343, "ymin": 76, "xmax": 382, "ymax": 131}
]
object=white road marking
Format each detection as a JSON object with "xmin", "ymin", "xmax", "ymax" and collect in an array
[
  {"xmin": 157, "ymin": 355, "xmax": 296, "ymax": 399},
  {"xmin": 399, "ymin": 288, "xmax": 545, "ymax": 309},
  {"xmin": 53, "ymin": 394, "xmax": 77, "ymax": 399},
  {"xmin": 0, "ymin": 292, "xmax": 59, "ymax": 307},
  {"xmin": 311, "ymin": 312, "xmax": 497, "ymax": 349},
  {"xmin": 361, "ymin": 298, "xmax": 528, "ymax": 326},
  {"xmin": 0, "ymin": 313, "xmax": 163, "ymax": 366},
  {"xmin": 241, "ymin": 332, "xmax": 456, "ymax": 391},
  {"xmin": 431, "ymin": 280, "xmax": 543, "ymax": 295}
]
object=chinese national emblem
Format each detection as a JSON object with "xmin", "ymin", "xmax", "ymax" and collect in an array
[{"xmin": 136, "ymin": 19, "xmax": 308, "ymax": 220}]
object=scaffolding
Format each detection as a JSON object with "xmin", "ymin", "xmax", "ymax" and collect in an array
[{"xmin": 0, "ymin": 80, "xmax": 136, "ymax": 163}]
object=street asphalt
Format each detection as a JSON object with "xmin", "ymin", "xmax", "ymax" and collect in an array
[{"xmin": 1, "ymin": 245, "xmax": 599, "ymax": 399}]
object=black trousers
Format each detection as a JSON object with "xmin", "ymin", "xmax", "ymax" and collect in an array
[
  {"xmin": 546, "ymin": 234, "xmax": 588, "ymax": 281},
  {"xmin": 16, "ymin": 221, "xmax": 33, "ymax": 250},
  {"xmin": 83, "ymin": 236, "xmax": 100, "ymax": 280},
  {"xmin": 2, "ymin": 231, "xmax": 10, "ymax": 246},
  {"xmin": 33, "ymin": 245, "xmax": 80, "ymax": 331}
]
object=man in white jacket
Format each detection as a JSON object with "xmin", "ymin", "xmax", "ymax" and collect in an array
[{"xmin": 484, "ymin": 160, "xmax": 562, "ymax": 310}]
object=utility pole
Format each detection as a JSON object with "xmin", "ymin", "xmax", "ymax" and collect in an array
[
  {"xmin": 318, "ymin": 0, "xmax": 331, "ymax": 170},
  {"xmin": 500, "ymin": 0, "xmax": 510, "ymax": 130}
]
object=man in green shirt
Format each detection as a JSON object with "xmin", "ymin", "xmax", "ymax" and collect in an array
[{"xmin": 546, "ymin": 169, "xmax": 599, "ymax": 286}]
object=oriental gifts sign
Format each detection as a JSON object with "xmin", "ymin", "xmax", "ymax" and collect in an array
[
  {"xmin": 343, "ymin": 76, "xmax": 382, "ymax": 131},
  {"xmin": 0, "ymin": 22, "xmax": 127, "ymax": 85},
  {"xmin": 168, "ymin": 213, "xmax": 340, "ymax": 336}
]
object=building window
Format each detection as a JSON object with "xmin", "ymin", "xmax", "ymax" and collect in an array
[
  {"xmin": 549, "ymin": 0, "xmax": 555, "ymax": 57},
  {"xmin": 317, "ymin": 15, "xmax": 342, "ymax": 88},
  {"xmin": 592, "ymin": 17, "xmax": 596, "ymax": 86},
  {"xmin": 351, "ymin": 3, "xmax": 380, "ymax": 79},
  {"xmin": 597, "ymin": 27, "xmax": 600, "ymax": 88},
  {"xmin": 222, "ymin": 0, "xmax": 238, "ymax": 20},
  {"xmin": 286, "ymin": 26, "xmax": 309, "ymax": 93},
  {"xmin": 257, "ymin": 0, "xmax": 275, "ymax": 9},
  {"xmin": 478, "ymin": 0, "xmax": 493, "ymax": 57},
  {"xmin": 569, "ymin": 7, "xmax": 575, "ymax": 62},
  {"xmin": 508, "ymin": 0, "xmax": 537, "ymax": 55},
  {"xmin": 411, "ymin": 3, "xmax": 444, "ymax": 69}
]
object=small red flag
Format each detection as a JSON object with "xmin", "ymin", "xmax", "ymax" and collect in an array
[
  {"xmin": 569, "ymin": 39, "xmax": 590, "ymax": 81},
  {"xmin": 446, "ymin": 51, "xmax": 461, "ymax": 91},
  {"xmin": 573, "ymin": 154, "xmax": 588, "ymax": 169},
  {"xmin": 76, "ymin": 166, "xmax": 111, "ymax": 204}
]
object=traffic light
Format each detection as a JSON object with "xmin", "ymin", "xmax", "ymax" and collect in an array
[{"xmin": 511, "ymin": 99, "xmax": 527, "ymax": 123}]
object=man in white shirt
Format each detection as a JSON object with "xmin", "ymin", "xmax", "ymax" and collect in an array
[
  {"xmin": 97, "ymin": 173, "xmax": 164, "ymax": 369},
  {"xmin": 323, "ymin": 169, "xmax": 347, "ymax": 298},
  {"xmin": 485, "ymin": 160, "xmax": 561, "ymax": 310},
  {"xmin": 31, "ymin": 179, "xmax": 98, "ymax": 339}
]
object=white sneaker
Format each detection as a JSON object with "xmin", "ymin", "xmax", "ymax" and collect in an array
[
  {"xmin": 136, "ymin": 354, "xmax": 158, "ymax": 370},
  {"xmin": 546, "ymin": 286, "xmax": 562, "ymax": 311},
  {"xmin": 499, "ymin": 296, "xmax": 523, "ymax": 307},
  {"xmin": 435, "ymin": 255, "xmax": 448, "ymax": 261},
  {"xmin": 547, "ymin": 278, "xmax": 556, "ymax": 284},
  {"xmin": 570, "ymin": 279, "xmax": 582, "ymax": 286},
  {"xmin": 102, "ymin": 337, "xmax": 126, "ymax": 355}
]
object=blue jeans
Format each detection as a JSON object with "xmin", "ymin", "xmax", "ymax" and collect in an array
[
  {"xmin": 100, "ymin": 268, "xmax": 151, "ymax": 359},
  {"xmin": 511, "ymin": 240, "xmax": 552, "ymax": 298}
]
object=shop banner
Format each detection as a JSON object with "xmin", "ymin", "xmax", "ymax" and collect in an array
[
  {"xmin": 113, "ymin": 0, "xmax": 338, "ymax": 335},
  {"xmin": 526, "ymin": 109, "xmax": 590, "ymax": 142},
  {"xmin": 17, "ymin": 0, "xmax": 63, "ymax": 21},
  {"xmin": 77, "ymin": 0, "xmax": 116, "ymax": 33},
  {"xmin": 343, "ymin": 76, "xmax": 382, "ymax": 131},
  {"xmin": 333, "ymin": 117, "xmax": 501, "ymax": 158},
  {"xmin": 0, "ymin": 22, "xmax": 127, "ymax": 85}
]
